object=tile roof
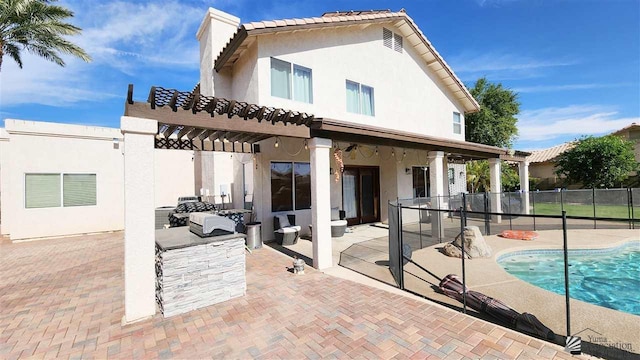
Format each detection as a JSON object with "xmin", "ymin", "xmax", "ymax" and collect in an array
[
  {"xmin": 611, "ymin": 122, "xmax": 639, "ymax": 136},
  {"xmin": 527, "ymin": 142, "xmax": 575, "ymax": 163},
  {"xmin": 214, "ymin": 10, "xmax": 480, "ymax": 113}
]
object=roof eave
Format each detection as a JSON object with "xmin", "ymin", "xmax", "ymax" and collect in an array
[{"xmin": 213, "ymin": 13, "xmax": 480, "ymax": 113}]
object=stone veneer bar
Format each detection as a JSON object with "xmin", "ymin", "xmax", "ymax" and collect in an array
[{"xmin": 155, "ymin": 227, "xmax": 246, "ymax": 317}]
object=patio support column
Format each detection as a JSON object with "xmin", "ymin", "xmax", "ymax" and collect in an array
[
  {"xmin": 488, "ymin": 158, "xmax": 502, "ymax": 223},
  {"xmin": 121, "ymin": 116, "xmax": 157, "ymax": 324},
  {"xmin": 428, "ymin": 151, "xmax": 445, "ymax": 239},
  {"xmin": 309, "ymin": 137, "xmax": 332, "ymax": 270},
  {"xmin": 519, "ymin": 161, "xmax": 530, "ymax": 215}
]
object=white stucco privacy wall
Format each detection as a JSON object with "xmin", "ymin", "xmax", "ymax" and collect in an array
[
  {"xmin": 0, "ymin": 120, "xmax": 195, "ymax": 240},
  {"xmin": 0, "ymin": 128, "xmax": 10, "ymax": 235}
]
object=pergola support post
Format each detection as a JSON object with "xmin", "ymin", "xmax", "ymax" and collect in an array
[
  {"xmin": 428, "ymin": 151, "xmax": 445, "ymax": 240},
  {"xmin": 309, "ymin": 137, "xmax": 332, "ymax": 270},
  {"xmin": 121, "ymin": 116, "xmax": 157, "ymax": 324},
  {"xmin": 489, "ymin": 158, "xmax": 502, "ymax": 223},
  {"xmin": 519, "ymin": 161, "xmax": 530, "ymax": 215}
]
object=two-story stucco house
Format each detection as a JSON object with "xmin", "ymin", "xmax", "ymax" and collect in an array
[{"xmin": 189, "ymin": 8, "xmax": 524, "ymax": 243}]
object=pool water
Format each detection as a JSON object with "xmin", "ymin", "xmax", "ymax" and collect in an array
[{"xmin": 497, "ymin": 243, "xmax": 640, "ymax": 316}]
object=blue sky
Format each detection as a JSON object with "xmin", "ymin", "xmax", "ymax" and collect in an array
[{"xmin": 1, "ymin": 0, "xmax": 638, "ymax": 151}]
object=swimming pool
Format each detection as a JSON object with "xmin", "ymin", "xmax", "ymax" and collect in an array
[{"xmin": 497, "ymin": 242, "xmax": 640, "ymax": 316}]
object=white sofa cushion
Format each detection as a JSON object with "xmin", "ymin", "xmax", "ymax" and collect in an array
[
  {"xmin": 275, "ymin": 214, "xmax": 291, "ymax": 228},
  {"xmin": 330, "ymin": 220, "xmax": 347, "ymax": 226},
  {"xmin": 275, "ymin": 226, "xmax": 301, "ymax": 234}
]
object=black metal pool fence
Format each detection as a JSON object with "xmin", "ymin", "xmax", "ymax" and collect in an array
[{"xmin": 388, "ymin": 188, "xmax": 639, "ymax": 359}]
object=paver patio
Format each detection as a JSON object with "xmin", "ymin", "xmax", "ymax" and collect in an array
[{"xmin": 0, "ymin": 232, "xmax": 585, "ymax": 359}]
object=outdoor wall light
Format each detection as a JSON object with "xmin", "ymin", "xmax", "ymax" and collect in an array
[
  {"xmin": 274, "ymin": 137, "xmax": 280, "ymax": 148},
  {"xmin": 112, "ymin": 138, "xmax": 120, "ymax": 149},
  {"xmin": 304, "ymin": 139, "xmax": 308, "ymax": 150},
  {"xmin": 375, "ymin": 147, "xmax": 379, "ymax": 156}
]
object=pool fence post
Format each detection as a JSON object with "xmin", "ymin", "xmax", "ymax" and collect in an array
[
  {"xmin": 418, "ymin": 196, "xmax": 423, "ymax": 249},
  {"xmin": 397, "ymin": 200, "xmax": 405, "ymax": 291},
  {"xmin": 592, "ymin": 188, "xmax": 597, "ymax": 229},
  {"xmin": 483, "ymin": 192, "xmax": 490, "ymax": 235},
  {"xmin": 562, "ymin": 210, "xmax": 571, "ymax": 337},
  {"xmin": 532, "ymin": 191, "xmax": 537, "ymax": 231},
  {"xmin": 460, "ymin": 195, "xmax": 467, "ymax": 314},
  {"xmin": 630, "ymin": 188, "xmax": 635, "ymax": 230},
  {"xmin": 627, "ymin": 188, "xmax": 632, "ymax": 230},
  {"xmin": 508, "ymin": 192, "xmax": 513, "ymax": 230},
  {"xmin": 560, "ymin": 188, "xmax": 565, "ymax": 213}
]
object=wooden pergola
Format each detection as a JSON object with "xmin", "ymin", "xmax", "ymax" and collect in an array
[
  {"xmin": 124, "ymin": 84, "xmax": 528, "ymax": 162},
  {"xmin": 125, "ymin": 84, "xmax": 312, "ymax": 153}
]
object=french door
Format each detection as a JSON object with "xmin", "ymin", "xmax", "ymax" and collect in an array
[{"xmin": 342, "ymin": 166, "xmax": 380, "ymax": 225}]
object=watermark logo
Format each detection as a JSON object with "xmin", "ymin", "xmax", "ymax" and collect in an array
[
  {"xmin": 569, "ymin": 328, "xmax": 634, "ymax": 355},
  {"xmin": 565, "ymin": 335, "xmax": 581, "ymax": 355}
]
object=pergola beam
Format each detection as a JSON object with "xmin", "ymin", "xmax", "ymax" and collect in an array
[{"xmin": 126, "ymin": 102, "xmax": 310, "ymax": 139}]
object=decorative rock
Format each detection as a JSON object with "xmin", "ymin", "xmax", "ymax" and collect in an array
[
  {"xmin": 293, "ymin": 258, "xmax": 305, "ymax": 275},
  {"xmin": 442, "ymin": 243, "xmax": 464, "ymax": 258},
  {"xmin": 452, "ymin": 226, "xmax": 492, "ymax": 258}
]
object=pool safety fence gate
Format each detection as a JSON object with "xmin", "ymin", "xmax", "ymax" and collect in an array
[{"xmin": 388, "ymin": 188, "xmax": 639, "ymax": 359}]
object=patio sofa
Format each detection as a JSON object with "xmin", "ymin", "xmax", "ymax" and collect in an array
[
  {"xmin": 168, "ymin": 201, "xmax": 217, "ymax": 228},
  {"xmin": 274, "ymin": 214, "xmax": 301, "ymax": 246},
  {"xmin": 330, "ymin": 208, "xmax": 348, "ymax": 237},
  {"xmin": 308, "ymin": 208, "xmax": 348, "ymax": 238}
]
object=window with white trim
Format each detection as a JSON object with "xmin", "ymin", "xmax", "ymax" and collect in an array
[
  {"xmin": 25, "ymin": 173, "xmax": 96, "ymax": 208},
  {"xmin": 270, "ymin": 58, "xmax": 313, "ymax": 103},
  {"xmin": 383, "ymin": 28, "xmax": 403, "ymax": 53},
  {"xmin": 346, "ymin": 80, "xmax": 375, "ymax": 116},
  {"xmin": 448, "ymin": 168, "xmax": 456, "ymax": 185},
  {"xmin": 270, "ymin": 162, "xmax": 311, "ymax": 212},
  {"xmin": 453, "ymin": 112, "xmax": 462, "ymax": 134}
]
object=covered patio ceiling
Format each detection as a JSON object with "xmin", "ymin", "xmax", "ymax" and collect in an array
[{"xmin": 124, "ymin": 84, "xmax": 529, "ymax": 161}]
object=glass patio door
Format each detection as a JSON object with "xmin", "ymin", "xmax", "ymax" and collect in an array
[{"xmin": 342, "ymin": 166, "xmax": 380, "ymax": 225}]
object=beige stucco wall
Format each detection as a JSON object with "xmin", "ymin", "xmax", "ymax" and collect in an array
[
  {"xmin": 199, "ymin": 11, "xmax": 468, "ymax": 141},
  {"xmin": 3, "ymin": 120, "xmax": 125, "ymax": 240},
  {"xmin": 253, "ymin": 25, "xmax": 467, "ymax": 140},
  {"xmin": 253, "ymin": 137, "xmax": 467, "ymax": 239},
  {"xmin": 0, "ymin": 128, "xmax": 10, "ymax": 235},
  {"xmin": 154, "ymin": 149, "xmax": 195, "ymax": 207},
  {"xmin": 529, "ymin": 162, "xmax": 558, "ymax": 180},
  {"xmin": 0, "ymin": 120, "xmax": 195, "ymax": 240}
]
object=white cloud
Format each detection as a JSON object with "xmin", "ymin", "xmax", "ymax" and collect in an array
[
  {"xmin": 449, "ymin": 52, "xmax": 576, "ymax": 80},
  {"xmin": 517, "ymin": 105, "xmax": 639, "ymax": 141},
  {"xmin": 0, "ymin": 0, "xmax": 206, "ymax": 107},
  {"xmin": 513, "ymin": 83, "xmax": 631, "ymax": 93}
]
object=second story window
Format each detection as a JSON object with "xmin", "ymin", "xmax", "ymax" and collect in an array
[
  {"xmin": 346, "ymin": 80, "xmax": 375, "ymax": 116},
  {"xmin": 270, "ymin": 58, "xmax": 313, "ymax": 103},
  {"xmin": 453, "ymin": 112, "xmax": 462, "ymax": 134}
]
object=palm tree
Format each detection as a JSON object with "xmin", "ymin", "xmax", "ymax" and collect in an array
[
  {"xmin": 0, "ymin": 0, "xmax": 91, "ymax": 72},
  {"xmin": 466, "ymin": 160, "xmax": 490, "ymax": 193}
]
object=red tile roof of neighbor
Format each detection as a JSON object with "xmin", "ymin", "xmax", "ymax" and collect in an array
[
  {"xmin": 527, "ymin": 142, "xmax": 576, "ymax": 163},
  {"xmin": 214, "ymin": 9, "xmax": 481, "ymax": 114}
]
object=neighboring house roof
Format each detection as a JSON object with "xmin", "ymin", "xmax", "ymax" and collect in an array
[
  {"xmin": 610, "ymin": 122, "xmax": 640, "ymax": 136},
  {"xmin": 527, "ymin": 142, "xmax": 575, "ymax": 163},
  {"xmin": 214, "ymin": 9, "xmax": 481, "ymax": 114}
]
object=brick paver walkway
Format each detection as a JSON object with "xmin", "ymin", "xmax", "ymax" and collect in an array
[{"xmin": 0, "ymin": 233, "xmax": 582, "ymax": 359}]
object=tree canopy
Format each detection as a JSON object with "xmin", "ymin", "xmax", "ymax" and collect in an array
[
  {"xmin": 466, "ymin": 160, "xmax": 520, "ymax": 193},
  {"xmin": 465, "ymin": 77, "xmax": 520, "ymax": 148},
  {"xmin": 0, "ymin": 0, "xmax": 91, "ymax": 72},
  {"xmin": 555, "ymin": 135, "xmax": 638, "ymax": 188}
]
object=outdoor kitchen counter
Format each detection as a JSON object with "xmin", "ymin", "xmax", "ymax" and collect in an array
[
  {"xmin": 155, "ymin": 227, "xmax": 246, "ymax": 251},
  {"xmin": 155, "ymin": 227, "xmax": 246, "ymax": 318}
]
